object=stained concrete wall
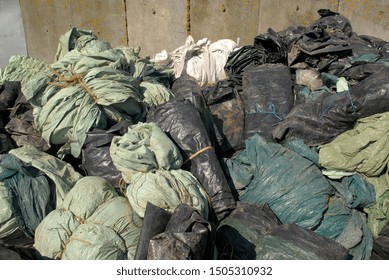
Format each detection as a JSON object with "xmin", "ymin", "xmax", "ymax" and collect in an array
[
  {"xmin": 14, "ymin": 0, "xmax": 389, "ymax": 65},
  {"xmin": 0, "ymin": 0, "xmax": 27, "ymax": 67}
]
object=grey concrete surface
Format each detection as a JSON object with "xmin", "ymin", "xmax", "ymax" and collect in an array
[
  {"xmin": 0, "ymin": 0, "xmax": 27, "ymax": 68},
  {"xmin": 9, "ymin": 0, "xmax": 389, "ymax": 64}
]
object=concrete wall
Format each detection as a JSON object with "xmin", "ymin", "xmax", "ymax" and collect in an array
[
  {"xmin": 0, "ymin": 0, "xmax": 27, "ymax": 67},
  {"xmin": 15, "ymin": 0, "xmax": 389, "ymax": 65}
]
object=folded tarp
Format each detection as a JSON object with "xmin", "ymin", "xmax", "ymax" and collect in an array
[
  {"xmin": 34, "ymin": 176, "xmax": 143, "ymax": 260},
  {"xmin": 147, "ymin": 98, "xmax": 236, "ymax": 223}
]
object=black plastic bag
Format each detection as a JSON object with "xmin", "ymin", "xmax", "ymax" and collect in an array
[
  {"xmin": 241, "ymin": 63, "xmax": 293, "ymax": 142},
  {"xmin": 147, "ymin": 203, "xmax": 213, "ymax": 260},
  {"xmin": 350, "ymin": 67, "xmax": 389, "ymax": 118},
  {"xmin": 310, "ymin": 9, "xmax": 353, "ymax": 36},
  {"xmin": 254, "ymin": 28, "xmax": 288, "ymax": 64},
  {"xmin": 81, "ymin": 120, "xmax": 132, "ymax": 189},
  {"xmin": 147, "ymin": 98, "xmax": 236, "ymax": 223},
  {"xmin": 216, "ymin": 203, "xmax": 349, "ymax": 260},
  {"xmin": 5, "ymin": 86, "xmax": 50, "ymax": 151},
  {"xmin": 202, "ymin": 79, "xmax": 245, "ymax": 156},
  {"xmin": 272, "ymin": 90, "xmax": 359, "ymax": 146},
  {"xmin": 224, "ymin": 45, "xmax": 267, "ymax": 85},
  {"xmin": 134, "ymin": 202, "xmax": 172, "ymax": 260}
]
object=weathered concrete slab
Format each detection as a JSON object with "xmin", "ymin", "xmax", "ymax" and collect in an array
[
  {"xmin": 125, "ymin": 0, "xmax": 187, "ymax": 56},
  {"xmin": 190, "ymin": 0, "xmax": 261, "ymax": 47},
  {"xmin": 0, "ymin": 0, "xmax": 27, "ymax": 67},
  {"xmin": 19, "ymin": 0, "xmax": 127, "ymax": 64},
  {"xmin": 339, "ymin": 0, "xmax": 389, "ymax": 41},
  {"xmin": 258, "ymin": 0, "xmax": 339, "ymax": 33}
]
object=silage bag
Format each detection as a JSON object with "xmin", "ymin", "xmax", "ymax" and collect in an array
[{"xmin": 34, "ymin": 176, "xmax": 143, "ymax": 260}]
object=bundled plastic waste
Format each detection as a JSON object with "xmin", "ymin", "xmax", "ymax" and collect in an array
[{"xmin": 0, "ymin": 9, "xmax": 389, "ymax": 260}]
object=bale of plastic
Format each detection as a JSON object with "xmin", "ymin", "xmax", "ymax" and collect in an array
[
  {"xmin": 350, "ymin": 67, "xmax": 389, "ymax": 119},
  {"xmin": 110, "ymin": 122, "xmax": 183, "ymax": 182},
  {"xmin": 241, "ymin": 63, "xmax": 293, "ymax": 142},
  {"xmin": 272, "ymin": 89, "xmax": 359, "ymax": 146},
  {"xmin": 0, "ymin": 55, "xmax": 48, "ymax": 90},
  {"xmin": 34, "ymin": 176, "xmax": 143, "ymax": 260},
  {"xmin": 319, "ymin": 112, "xmax": 389, "ymax": 238},
  {"xmin": 216, "ymin": 203, "xmax": 349, "ymax": 260},
  {"xmin": 147, "ymin": 98, "xmax": 236, "ymax": 223},
  {"xmin": 110, "ymin": 122, "xmax": 209, "ymax": 219}
]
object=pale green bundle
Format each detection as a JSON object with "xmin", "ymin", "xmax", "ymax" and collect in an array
[
  {"xmin": 110, "ymin": 122, "xmax": 183, "ymax": 182},
  {"xmin": 127, "ymin": 169, "xmax": 209, "ymax": 219},
  {"xmin": 34, "ymin": 176, "xmax": 143, "ymax": 260},
  {"xmin": 0, "ymin": 55, "xmax": 49, "ymax": 90},
  {"xmin": 111, "ymin": 122, "xmax": 209, "ymax": 219},
  {"xmin": 319, "ymin": 112, "xmax": 389, "ymax": 238},
  {"xmin": 23, "ymin": 42, "xmax": 146, "ymax": 158}
]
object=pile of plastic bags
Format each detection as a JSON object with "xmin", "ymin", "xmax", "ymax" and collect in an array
[{"xmin": 1, "ymin": 9, "xmax": 389, "ymax": 260}]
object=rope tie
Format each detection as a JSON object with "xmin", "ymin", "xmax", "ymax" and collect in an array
[
  {"xmin": 183, "ymin": 145, "xmax": 214, "ymax": 165},
  {"xmin": 47, "ymin": 66, "xmax": 98, "ymax": 102}
]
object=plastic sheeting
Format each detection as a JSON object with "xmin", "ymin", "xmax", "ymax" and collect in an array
[
  {"xmin": 0, "ymin": 154, "xmax": 55, "ymax": 239},
  {"xmin": 223, "ymin": 134, "xmax": 375, "ymax": 259},
  {"xmin": 216, "ymin": 203, "xmax": 349, "ymax": 260}
]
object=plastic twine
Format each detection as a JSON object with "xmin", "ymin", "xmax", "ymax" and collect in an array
[{"xmin": 47, "ymin": 65, "xmax": 98, "ymax": 102}]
